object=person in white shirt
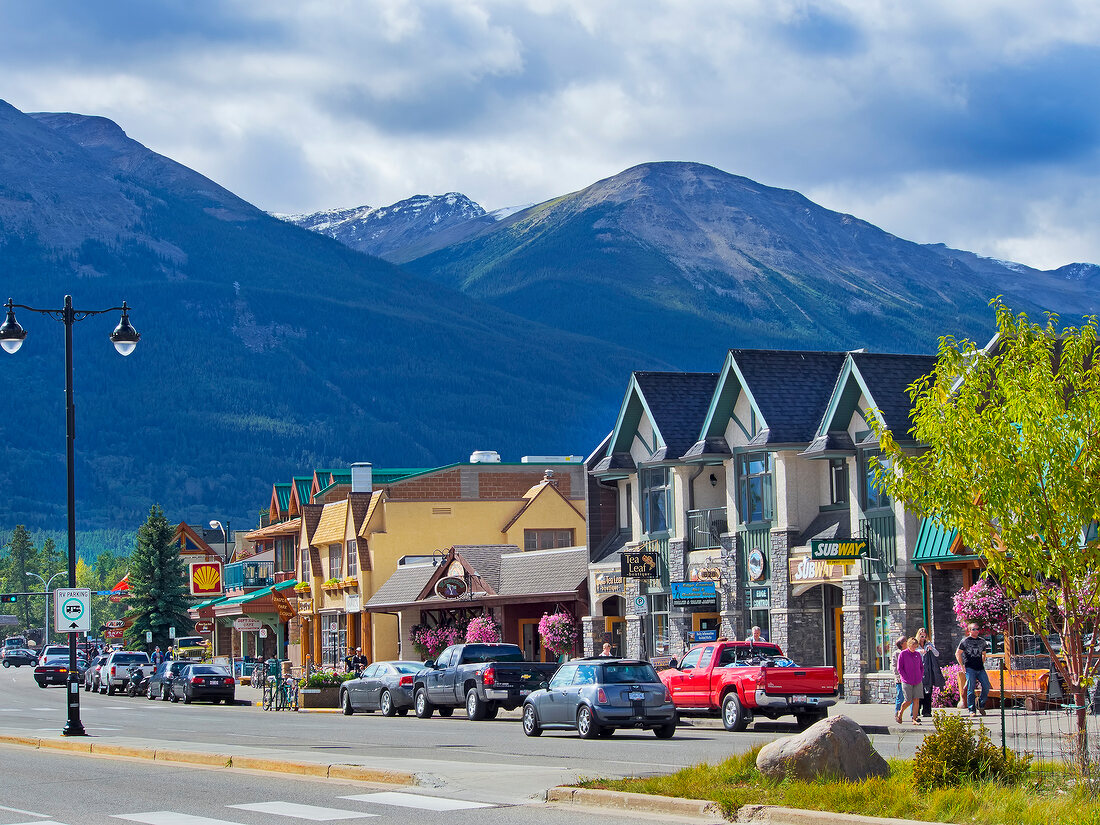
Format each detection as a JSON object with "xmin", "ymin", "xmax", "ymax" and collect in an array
[{"xmin": 745, "ymin": 626, "xmax": 767, "ymax": 643}]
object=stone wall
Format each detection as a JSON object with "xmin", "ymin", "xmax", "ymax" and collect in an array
[
  {"xmin": 929, "ymin": 568, "xmax": 966, "ymax": 666},
  {"xmin": 842, "ymin": 577, "xmax": 868, "ymax": 702},
  {"xmin": 767, "ymin": 529, "xmax": 795, "ymax": 653}
]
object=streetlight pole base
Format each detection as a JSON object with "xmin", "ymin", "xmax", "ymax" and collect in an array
[{"xmin": 61, "ymin": 674, "xmax": 87, "ymax": 736}]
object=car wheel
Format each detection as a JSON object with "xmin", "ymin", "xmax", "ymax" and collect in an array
[
  {"xmin": 438, "ymin": 706, "xmax": 454, "ymax": 717},
  {"xmin": 183, "ymin": 691, "xmax": 192, "ymax": 704},
  {"xmin": 380, "ymin": 690, "xmax": 396, "ymax": 717},
  {"xmin": 147, "ymin": 684, "xmax": 156, "ymax": 700},
  {"xmin": 722, "ymin": 693, "xmax": 749, "ymax": 732},
  {"xmin": 576, "ymin": 705, "xmax": 601, "ymax": 739},
  {"xmin": 485, "ymin": 703, "xmax": 499, "ymax": 720},
  {"xmin": 414, "ymin": 688, "xmax": 434, "ymax": 719},
  {"xmin": 107, "ymin": 684, "xmax": 115, "ymax": 696},
  {"xmin": 84, "ymin": 681, "xmax": 90, "ymax": 692},
  {"xmin": 654, "ymin": 722, "xmax": 676, "ymax": 739},
  {"xmin": 2, "ymin": 660, "xmax": 9, "ymax": 668},
  {"xmin": 521, "ymin": 703, "xmax": 542, "ymax": 737},
  {"xmin": 465, "ymin": 688, "xmax": 487, "ymax": 721},
  {"xmin": 170, "ymin": 690, "xmax": 179, "ymax": 703},
  {"xmin": 795, "ymin": 711, "xmax": 826, "ymax": 731},
  {"xmin": 342, "ymin": 690, "xmax": 354, "ymax": 716}
]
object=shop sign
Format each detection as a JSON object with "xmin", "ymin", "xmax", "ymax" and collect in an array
[
  {"xmin": 747, "ymin": 549, "xmax": 767, "ymax": 581},
  {"xmin": 272, "ymin": 589, "xmax": 297, "ymax": 623},
  {"xmin": 234, "ymin": 618, "xmax": 261, "ymax": 632},
  {"xmin": 691, "ymin": 629, "xmax": 719, "ymax": 643},
  {"xmin": 105, "ymin": 619, "xmax": 128, "ymax": 629},
  {"xmin": 297, "ymin": 598, "xmax": 313, "ymax": 614},
  {"xmin": 189, "ymin": 561, "xmax": 223, "ymax": 596},
  {"xmin": 435, "ymin": 576, "xmax": 468, "ymax": 600},
  {"xmin": 695, "ymin": 565, "xmax": 722, "ymax": 583},
  {"xmin": 194, "ymin": 620, "xmax": 214, "ymax": 633},
  {"xmin": 810, "ymin": 538, "xmax": 867, "ymax": 562},
  {"xmin": 594, "ymin": 571, "xmax": 625, "ymax": 596},
  {"xmin": 671, "ymin": 581, "xmax": 718, "ymax": 610},
  {"xmin": 620, "ymin": 550, "xmax": 658, "ymax": 579},
  {"xmin": 104, "ymin": 628, "xmax": 124, "ymax": 639},
  {"xmin": 345, "ymin": 593, "xmax": 361, "ymax": 613},
  {"xmin": 746, "ymin": 586, "xmax": 771, "ymax": 609},
  {"xmin": 789, "ymin": 555, "xmax": 848, "ymax": 584}
]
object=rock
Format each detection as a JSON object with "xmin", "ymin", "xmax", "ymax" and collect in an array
[{"xmin": 755, "ymin": 715, "xmax": 890, "ymax": 782}]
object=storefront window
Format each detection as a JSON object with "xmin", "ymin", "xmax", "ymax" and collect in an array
[
  {"xmin": 738, "ymin": 452, "xmax": 773, "ymax": 524},
  {"xmin": 320, "ymin": 614, "xmax": 346, "ymax": 669},
  {"xmin": 646, "ymin": 594, "xmax": 670, "ymax": 656},
  {"xmin": 749, "ymin": 609, "xmax": 771, "ymax": 641},
  {"xmin": 641, "ymin": 467, "xmax": 672, "ymax": 535},
  {"xmin": 868, "ymin": 581, "xmax": 891, "ymax": 671}
]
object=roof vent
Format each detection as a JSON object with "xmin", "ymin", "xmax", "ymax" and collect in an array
[{"xmin": 469, "ymin": 450, "xmax": 501, "ymax": 463}]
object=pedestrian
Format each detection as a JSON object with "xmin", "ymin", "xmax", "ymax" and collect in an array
[
  {"xmin": 897, "ymin": 637, "xmax": 924, "ymax": 725},
  {"xmin": 916, "ymin": 627, "xmax": 943, "ymax": 717},
  {"xmin": 344, "ymin": 648, "xmax": 356, "ymax": 673},
  {"xmin": 600, "ymin": 642, "xmax": 613, "ymax": 656},
  {"xmin": 151, "ymin": 646, "xmax": 164, "ymax": 667},
  {"xmin": 889, "ymin": 635, "xmax": 907, "ymax": 717},
  {"xmin": 350, "ymin": 647, "xmax": 369, "ymax": 671},
  {"xmin": 745, "ymin": 626, "xmax": 767, "ymax": 643},
  {"xmin": 956, "ymin": 621, "xmax": 990, "ymax": 716}
]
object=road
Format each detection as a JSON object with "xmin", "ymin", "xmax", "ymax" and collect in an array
[{"xmin": 0, "ymin": 664, "xmax": 919, "ymax": 821}]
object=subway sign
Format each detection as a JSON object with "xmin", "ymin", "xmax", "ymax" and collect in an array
[{"xmin": 810, "ymin": 538, "xmax": 867, "ymax": 561}]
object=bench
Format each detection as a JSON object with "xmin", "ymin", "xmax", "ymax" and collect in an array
[{"xmin": 957, "ymin": 668, "xmax": 1050, "ymax": 710}]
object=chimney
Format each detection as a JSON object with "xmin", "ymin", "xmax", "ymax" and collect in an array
[{"xmin": 351, "ymin": 462, "xmax": 373, "ymax": 493}]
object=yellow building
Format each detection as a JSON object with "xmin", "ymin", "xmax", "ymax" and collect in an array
[{"xmin": 288, "ymin": 458, "xmax": 587, "ymax": 667}]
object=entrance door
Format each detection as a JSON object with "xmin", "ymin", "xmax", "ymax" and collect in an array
[
  {"xmin": 519, "ymin": 619, "xmax": 545, "ymax": 661},
  {"xmin": 833, "ymin": 607, "xmax": 844, "ymax": 681},
  {"xmin": 821, "ymin": 585, "xmax": 843, "ymax": 672},
  {"xmin": 605, "ymin": 617, "xmax": 624, "ymax": 656}
]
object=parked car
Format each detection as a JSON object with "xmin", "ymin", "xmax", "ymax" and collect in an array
[
  {"xmin": 38, "ymin": 645, "xmax": 69, "ymax": 662},
  {"xmin": 341, "ymin": 660, "xmax": 422, "ymax": 716},
  {"xmin": 169, "ymin": 663, "xmax": 235, "ymax": 704},
  {"xmin": 146, "ymin": 660, "xmax": 195, "ymax": 701},
  {"xmin": 34, "ymin": 654, "xmax": 80, "ymax": 688},
  {"xmin": 99, "ymin": 650, "xmax": 153, "ymax": 696},
  {"xmin": 1, "ymin": 648, "xmax": 37, "ymax": 667},
  {"xmin": 521, "ymin": 658, "xmax": 677, "ymax": 739},
  {"xmin": 412, "ymin": 643, "xmax": 559, "ymax": 721},
  {"xmin": 83, "ymin": 654, "xmax": 108, "ymax": 691},
  {"xmin": 659, "ymin": 640, "xmax": 839, "ymax": 731}
]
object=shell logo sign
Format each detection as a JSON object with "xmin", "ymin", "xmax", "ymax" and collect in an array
[{"xmin": 189, "ymin": 561, "xmax": 223, "ymax": 596}]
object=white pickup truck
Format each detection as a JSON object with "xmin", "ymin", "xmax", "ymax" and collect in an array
[{"xmin": 99, "ymin": 650, "xmax": 153, "ymax": 695}]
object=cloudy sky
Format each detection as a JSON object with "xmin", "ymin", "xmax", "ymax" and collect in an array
[{"xmin": 3, "ymin": 0, "xmax": 1100, "ymax": 269}]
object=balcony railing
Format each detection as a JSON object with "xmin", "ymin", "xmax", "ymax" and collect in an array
[
  {"xmin": 225, "ymin": 560, "xmax": 275, "ymax": 591},
  {"xmin": 860, "ymin": 512, "xmax": 898, "ymax": 575},
  {"xmin": 687, "ymin": 507, "xmax": 728, "ymax": 551}
]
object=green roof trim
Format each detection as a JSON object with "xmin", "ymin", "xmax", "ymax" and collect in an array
[
  {"xmin": 190, "ymin": 596, "xmax": 228, "ymax": 611},
  {"xmin": 912, "ymin": 518, "xmax": 979, "ymax": 564},
  {"xmin": 274, "ymin": 483, "xmax": 291, "ymax": 511},
  {"xmin": 220, "ymin": 578, "xmax": 298, "ymax": 607}
]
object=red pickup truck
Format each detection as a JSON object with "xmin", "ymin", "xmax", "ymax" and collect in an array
[{"xmin": 660, "ymin": 640, "xmax": 839, "ymax": 731}]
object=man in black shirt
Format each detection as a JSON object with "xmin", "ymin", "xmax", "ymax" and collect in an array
[{"xmin": 956, "ymin": 622, "xmax": 990, "ymax": 715}]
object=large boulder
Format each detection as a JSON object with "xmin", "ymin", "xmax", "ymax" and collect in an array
[{"xmin": 756, "ymin": 715, "xmax": 890, "ymax": 782}]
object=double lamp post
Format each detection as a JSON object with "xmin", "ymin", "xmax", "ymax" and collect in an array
[{"xmin": 1, "ymin": 295, "xmax": 140, "ymax": 737}]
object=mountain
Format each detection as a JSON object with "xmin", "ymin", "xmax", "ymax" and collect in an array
[
  {"xmin": 280, "ymin": 193, "xmax": 497, "ymax": 264},
  {"xmin": 0, "ymin": 101, "xmax": 658, "ymax": 532}
]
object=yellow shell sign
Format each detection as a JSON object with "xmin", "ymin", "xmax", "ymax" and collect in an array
[{"xmin": 189, "ymin": 561, "xmax": 223, "ymax": 596}]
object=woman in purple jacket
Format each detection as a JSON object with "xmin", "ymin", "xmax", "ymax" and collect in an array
[{"xmin": 896, "ymin": 636, "xmax": 925, "ymax": 725}]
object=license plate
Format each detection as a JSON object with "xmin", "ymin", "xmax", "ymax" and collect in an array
[
  {"xmin": 628, "ymin": 691, "xmax": 646, "ymax": 701},
  {"xmin": 519, "ymin": 689, "xmax": 530, "ymax": 695},
  {"xmin": 791, "ymin": 694, "xmax": 811, "ymax": 703},
  {"xmin": 209, "ymin": 679, "xmax": 221, "ymax": 685}
]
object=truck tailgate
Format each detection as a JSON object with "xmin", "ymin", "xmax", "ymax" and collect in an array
[
  {"xmin": 760, "ymin": 667, "xmax": 836, "ymax": 696},
  {"xmin": 484, "ymin": 663, "xmax": 553, "ymax": 689}
]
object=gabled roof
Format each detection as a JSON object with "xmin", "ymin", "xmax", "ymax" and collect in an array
[
  {"xmin": 289, "ymin": 476, "xmax": 313, "ymax": 514},
  {"xmin": 501, "ymin": 475, "xmax": 584, "ymax": 532},
  {"xmin": 311, "ymin": 499, "xmax": 349, "ymax": 547},
  {"xmin": 244, "ymin": 517, "xmax": 301, "ymax": 541},
  {"xmin": 607, "ymin": 372, "xmax": 718, "ymax": 464},
  {"xmin": 498, "ymin": 546, "xmax": 587, "ymax": 597},
  {"xmin": 364, "ymin": 563, "xmax": 436, "ymax": 609},
  {"xmin": 300, "ymin": 503, "xmax": 324, "ymax": 547},
  {"xmin": 172, "ymin": 523, "xmax": 219, "ymax": 559},
  {"xmin": 270, "ymin": 483, "xmax": 292, "ymax": 519}
]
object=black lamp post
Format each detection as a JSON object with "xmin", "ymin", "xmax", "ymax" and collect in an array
[{"xmin": 1, "ymin": 295, "xmax": 140, "ymax": 736}]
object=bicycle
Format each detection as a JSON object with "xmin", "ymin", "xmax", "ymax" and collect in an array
[{"xmin": 262, "ymin": 672, "xmax": 299, "ymax": 711}]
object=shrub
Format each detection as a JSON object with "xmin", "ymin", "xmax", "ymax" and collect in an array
[
  {"xmin": 465, "ymin": 615, "xmax": 501, "ymax": 643},
  {"xmin": 913, "ymin": 710, "xmax": 1031, "ymax": 789},
  {"xmin": 299, "ymin": 669, "xmax": 355, "ymax": 689}
]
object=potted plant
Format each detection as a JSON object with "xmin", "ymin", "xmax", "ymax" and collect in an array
[
  {"xmin": 293, "ymin": 581, "xmax": 311, "ymax": 594},
  {"xmin": 341, "ymin": 575, "xmax": 359, "ymax": 590},
  {"xmin": 321, "ymin": 577, "xmax": 341, "ymax": 592},
  {"xmin": 298, "ymin": 669, "xmax": 355, "ymax": 708},
  {"xmin": 538, "ymin": 611, "xmax": 577, "ymax": 659},
  {"xmin": 952, "ymin": 579, "xmax": 1012, "ymax": 632},
  {"xmin": 410, "ymin": 624, "xmax": 464, "ymax": 659}
]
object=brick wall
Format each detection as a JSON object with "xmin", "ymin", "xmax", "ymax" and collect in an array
[{"xmin": 385, "ymin": 465, "xmax": 580, "ymax": 501}]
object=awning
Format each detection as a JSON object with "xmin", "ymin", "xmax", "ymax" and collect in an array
[
  {"xmin": 912, "ymin": 519, "xmax": 979, "ymax": 564},
  {"xmin": 218, "ymin": 579, "xmax": 298, "ymax": 608},
  {"xmin": 311, "ymin": 500, "xmax": 348, "ymax": 547},
  {"xmin": 245, "ymin": 517, "xmax": 301, "ymax": 541}
]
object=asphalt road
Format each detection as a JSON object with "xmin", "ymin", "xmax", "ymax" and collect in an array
[{"xmin": 0, "ymin": 664, "xmax": 919, "ymax": 812}]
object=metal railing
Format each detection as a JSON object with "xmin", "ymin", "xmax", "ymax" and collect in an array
[
  {"xmin": 687, "ymin": 507, "xmax": 728, "ymax": 551},
  {"xmin": 860, "ymin": 512, "xmax": 897, "ymax": 574},
  {"xmin": 637, "ymin": 536, "xmax": 671, "ymax": 589},
  {"xmin": 225, "ymin": 560, "xmax": 275, "ymax": 590}
]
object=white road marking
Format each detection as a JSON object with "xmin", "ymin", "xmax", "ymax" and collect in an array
[
  {"xmin": 340, "ymin": 792, "xmax": 494, "ymax": 811},
  {"xmin": 0, "ymin": 804, "xmax": 51, "ymax": 817},
  {"xmin": 114, "ymin": 814, "xmax": 243, "ymax": 825},
  {"xmin": 228, "ymin": 803, "xmax": 376, "ymax": 821},
  {"xmin": 5, "ymin": 821, "xmax": 67, "ymax": 825}
]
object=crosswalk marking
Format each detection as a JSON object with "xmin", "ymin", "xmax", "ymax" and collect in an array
[
  {"xmin": 0, "ymin": 804, "xmax": 51, "ymax": 818},
  {"xmin": 340, "ymin": 793, "xmax": 495, "ymax": 811},
  {"xmin": 114, "ymin": 813, "xmax": 246, "ymax": 825},
  {"xmin": 227, "ymin": 803, "xmax": 376, "ymax": 821},
  {"xmin": 5, "ymin": 821, "xmax": 67, "ymax": 825}
]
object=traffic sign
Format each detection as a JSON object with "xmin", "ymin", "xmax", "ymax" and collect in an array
[
  {"xmin": 55, "ymin": 588, "xmax": 91, "ymax": 633},
  {"xmin": 259, "ymin": 627, "xmax": 268, "ymax": 639},
  {"xmin": 169, "ymin": 626, "xmax": 176, "ymax": 639},
  {"xmin": 632, "ymin": 594, "xmax": 648, "ymax": 615},
  {"xmin": 145, "ymin": 631, "xmax": 153, "ymax": 643}
]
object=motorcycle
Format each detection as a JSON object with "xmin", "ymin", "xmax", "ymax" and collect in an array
[{"xmin": 126, "ymin": 663, "xmax": 151, "ymax": 697}]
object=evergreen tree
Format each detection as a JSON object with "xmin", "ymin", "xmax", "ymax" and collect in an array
[
  {"xmin": 124, "ymin": 505, "xmax": 190, "ymax": 651},
  {"xmin": 3, "ymin": 526, "xmax": 38, "ymax": 629}
]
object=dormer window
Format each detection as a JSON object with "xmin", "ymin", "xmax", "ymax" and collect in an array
[{"xmin": 641, "ymin": 467, "xmax": 672, "ymax": 535}]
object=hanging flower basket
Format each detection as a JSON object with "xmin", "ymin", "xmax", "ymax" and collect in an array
[
  {"xmin": 465, "ymin": 615, "xmax": 501, "ymax": 643},
  {"xmin": 538, "ymin": 611, "xmax": 577, "ymax": 656},
  {"xmin": 952, "ymin": 579, "xmax": 1012, "ymax": 632},
  {"xmin": 410, "ymin": 624, "xmax": 464, "ymax": 659}
]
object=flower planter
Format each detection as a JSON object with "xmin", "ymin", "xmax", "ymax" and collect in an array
[{"xmin": 299, "ymin": 686, "xmax": 340, "ymax": 708}]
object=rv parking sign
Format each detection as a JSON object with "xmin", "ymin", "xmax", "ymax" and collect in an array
[{"xmin": 55, "ymin": 588, "xmax": 91, "ymax": 633}]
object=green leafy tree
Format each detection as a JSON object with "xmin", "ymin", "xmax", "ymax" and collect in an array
[
  {"xmin": 124, "ymin": 505, "xmax": 191, "ymax": 651},
  {"xmin": 872, "ymin": 301, "xmax": 1100, "ymax": 769}
]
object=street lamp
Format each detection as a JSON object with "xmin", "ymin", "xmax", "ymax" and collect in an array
[
  {"xmin": 24, "ymin": 571, "xmax": 67, "ymax": 647},
  {"xmin": 209, "ymin": 519, "xmax": 232, "ymax": 562},
  {"xmin": 1, "ymin": 295, "xmax": 140, "ymax": 737}
]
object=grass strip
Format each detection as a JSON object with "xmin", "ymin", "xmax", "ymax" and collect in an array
[{"xmin": 577, "ymin": 747, "xmax": 1100, "ymax": 825}]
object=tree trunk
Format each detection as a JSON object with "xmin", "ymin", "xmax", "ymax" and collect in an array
[{"xmin": 1074, "ymin": 686, "xmax": 1090, "ymax": 776}]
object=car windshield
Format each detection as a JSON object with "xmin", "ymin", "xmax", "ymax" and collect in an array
[
  {"xmin": 394, "ymin": 663, "xmax": 423, "ymax": 674},
  {"xmin": 189, "ymin": 666, "xmax": 229, "ymax": 675},
  {"xmin": 112, "ymin": 654, "xmax": 150, "ymax": 665},
  {"xmin": 461, "ymin": 645, "xmax": 525, "ymax": 664},
  {"xmin": 602, "ymin": 664, "xmax": 659, "ymax": 684}
]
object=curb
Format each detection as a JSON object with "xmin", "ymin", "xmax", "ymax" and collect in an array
[
  {"xmin": 0, "ymin": 734, "xmax": 416, "ymax": 786},
  {"xmin": 737, "ymin": 805, "xmax": 955, "ymax": 825}
]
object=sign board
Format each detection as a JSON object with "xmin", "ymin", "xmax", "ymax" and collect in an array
[
  {"xmin": 789, "ymin": 556, "xmax": 848, "ymax": 586},
  {"xmin": 620, "ymin": 550, "xmax": 659, "ymax": 579},
  {"xmin": 328, "ymin": 621, "xmax": 339, "ymax": 633},
  {"xmin": 55, "ymin": 588, "xmax": 91, "ymax": 633},
  {"xmin": 271, "ymin": 588, "xmax": 297, "ymax": 622},
  {"xmin": 105, "ymin": 619, "xmax": 127, "ymax": 630},
  {"xmin": 259, "ymin": 627, "xmax": 268, "ymax": 639},
  {"xmin": 109, "ymin": 592, "xmax": 128, "ymax": 603},
  {"xmin": 104, "ymin": 628, "xmax": 125, "ymax": 639},
  {"xmin": 145, "ymin": 631, "xmax": 153, "ymax": 643},
  {"xmin": 189, "ymin": 561, "xmax": 223, "ymax": 597},
  {"xmin": 691, "ymin": 629, "xmax": 719, "ymax": 643},
  {"xmin": 632, "ymin": 594, "xmax": 648, "ymax": 615},
  {"xmin": 696, "ymin": 566, "xmax": 722, "ymax": 583},
  {"xmin": 746, "ymin": 586, "xmax": 771, "ymax": 610},
  {"xmin": 810, "ymin": 538, "xmax": 867, "ymax": 562},
  {"xmin": 345, "ymin": 593, "xmax": 361, "ymax": 614},
  {"xmin": 671, "ymin": 581, "xmax": 718, "ymax": 610},
  {"xmin": 169, "ymin": 626, "xmax": 176, "ymax": 639},
  {"xmin": 195, "ymin": 620, "xmax": 214, "ymax": 633},
  {"xmin": 593, "ymin": 572, "xmax": 625, "ymax": 596},
  {"xmin": 0, "ymin": 615, "xmax": 17, "ymax": 626},
  {"xmin": 435, "ymin": 576, "xmax": 468, "ymax": 600},
  {"xmin": 233, "ymin": 618, "xmax": 261, "ymax": 632}
]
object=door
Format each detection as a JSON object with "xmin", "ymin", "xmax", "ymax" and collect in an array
[
  {"xmin": 520, "ymin": 620, "xmax": 544, "ymax": 661},
  {"xmin": 605, "ymin": 617, "xmax": 625, "ymax": 656},
  {"xmin": 683, "ymin": 645, "xmax": 715, "ymax": 705},
  {"xmin": 426, "ymin": 647, "xmax": 452, "ymax": 702},
  {"xmin": 833, "ymin": 607, "xmax": 844, "ymax": 682},
  {"xmin": 667, "ymin": 647, "xmax": 702, "ymax": 708},
  {"xmin": 541, "ymin": 663, "xmax": 577, "ymax": 724}
]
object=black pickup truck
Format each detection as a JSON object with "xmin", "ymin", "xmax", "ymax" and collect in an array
[{"xmin": 413, "ymin": 643, "xmax": 559, "ymax": 720}]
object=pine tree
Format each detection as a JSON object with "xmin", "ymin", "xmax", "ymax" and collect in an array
[
  {"xmin": 124, "ymin": 505, "xmax": 191, "ymax": 651},
  {"xmin": 4, "ymin": 526, "xmax": 37, "ymax": 630}
]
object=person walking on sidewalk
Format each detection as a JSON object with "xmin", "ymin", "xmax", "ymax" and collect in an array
[
  {"xmin": 897, "ymin": 637, "xmax": 925, "ymax": 725},
  {"xmin": 916, "ymin": 628, "xmax": 943, "ymax": 717},
  {"xmin": 889, "ymin": 636, "xmax": 907, "ymax": 717},
  {"xmin": 956, "ymin": 622, "xmax": 990, "ymax": 716}
]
